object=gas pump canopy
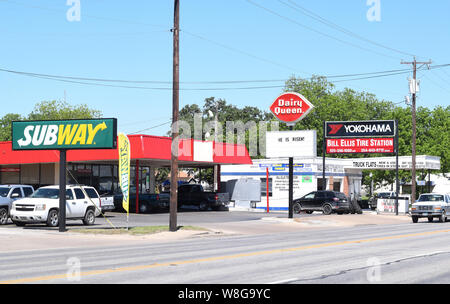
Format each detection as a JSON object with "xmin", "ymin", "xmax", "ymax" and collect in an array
[{"xmin": 0, "ymin": 134, "xmax": 253, "ymax": 167}]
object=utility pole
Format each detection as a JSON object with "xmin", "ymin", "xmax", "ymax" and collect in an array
[
  {"xmin": 401, "ymin": 58, "xmax": 431, "ymax": 206},
  {"xmin": 170, "ymin": 0, "xmax": 180, "ymax": 232}
]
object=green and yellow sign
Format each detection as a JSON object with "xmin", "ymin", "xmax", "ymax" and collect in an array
[{"xmin": 12, "ymin": 119, "xmax": 117, "ymax": 150}]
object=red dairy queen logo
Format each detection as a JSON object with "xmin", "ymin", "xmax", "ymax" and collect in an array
[{"xmin": 270, "ymin": 92, "xmax": 314, "ymax": 125}]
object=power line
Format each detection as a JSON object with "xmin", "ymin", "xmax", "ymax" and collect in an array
[
  {"xmin": 245, "ymin": 0, "xmax": 400, "ymax": 61},
  {"xmin": 278, "ymin": 0, "xmax": 417, "ymax": 58},
  {"xmin": 128, "ymin": 120, "xmax": 173, "ymax": 135},
  {"xmin": 3, "ymin": 65, "xmax": 447, "ymax": 86},
  {"xmin": 182, "ymin": 29, "xmax": 311, "ymax": 76}
]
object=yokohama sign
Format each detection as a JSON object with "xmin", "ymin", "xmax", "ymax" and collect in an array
[
  {"xmin": 325, "ymin": 120, "xmax": 395, "ymax": 138},
  {"xmin": 326, "ymin": 138, "xmax": 394, "ymax": 154}
]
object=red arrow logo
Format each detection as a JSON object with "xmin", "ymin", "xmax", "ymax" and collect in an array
[{"xmin": 328, "ymin": 124, "xmax": 343, "ymax": 135}]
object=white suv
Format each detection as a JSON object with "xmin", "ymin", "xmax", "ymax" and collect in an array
[
  {"xmin": 10, "ymin": 185, "xmax": 101, "ymax": 227},
  {"xmin": 411, "ymin": 193, "xmax": 450, "ymax": 223}
]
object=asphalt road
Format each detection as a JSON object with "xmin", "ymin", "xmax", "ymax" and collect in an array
[{"xmin": 1, "ymin": 211, "xmax": 450, "ymax": 284}]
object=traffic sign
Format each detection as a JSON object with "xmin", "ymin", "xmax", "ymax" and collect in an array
[{"xmin": 270, "ymin": 92, "xmax": 314, "ymax": 126}]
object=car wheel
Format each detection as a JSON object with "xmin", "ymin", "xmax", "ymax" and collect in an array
[
  {"xmin": 439, "ymin": 211, "xmax": 446, "ymax": 223},
  {"xmin": 83, "ymin": 209, "xmax": 96, "ymax": 226},
  {"xmin": 199, "ymin": 202, "xmax": 208, "ymax": 211},
  {"xmin": 412, "ymin": 216, "xmax": 418, "ymax": 223},
  {"xmin": 139, "ymin": 203, "xmax": 150, "ymax": 214},
  {"xmin": 428, "ymin": 217, "xmax": 434, "ymax": 222},
  {"xmin": 293, "ymin": 203, "xmax": 301, "ymax": 214},
  {"xmin": 0, "ymin": 208, "xmax": 8, "ymax": 225},
  {"xmin": 47, "ymin": 210, "xmax": 59, "ymax": 227},
  {"xmin": 12, "ymin": 221, "xmax": 26, "ymax": 227},
  {"xmin": 323, "ymin": 204, "xmax": 332, "ymax": 215}
]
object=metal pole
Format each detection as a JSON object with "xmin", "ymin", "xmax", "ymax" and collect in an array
[
  {"xmin": 136, "ymin": 159, "xmax": 140, "ymax": 214},
  {"xmin": 395, "ymin": 120, "xmax": 399, "ymax": 215},
  {"xmin": 411, "ymin": 59, "xmax": 417, "ymax": 206},
  {"xmin": 59, "ymin": 149, "xmax": 67, "ymax": 232},
  {"xmin": 266, "ymin": 167, "xmax": 269, "ymax": 213},
  {"xmin": 323, "ymin": 121, "xmax": 326, "ymax": 190},
  {"xmin": 288, "ymin": 125, "xmax": 294, "ymax": 219},
  {"xmin": 169, "ymin": 0, "xmax": 180, "ymax": 232}
]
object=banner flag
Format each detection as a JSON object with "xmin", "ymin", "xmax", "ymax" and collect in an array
[{"xmin": 118, "ymin": 133, "xmax": 131, "ymax": 216}]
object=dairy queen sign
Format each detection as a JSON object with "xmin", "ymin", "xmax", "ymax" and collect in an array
[{"xmin": 270, "ymin": 92, "xmax": 314, "ymax": 126}]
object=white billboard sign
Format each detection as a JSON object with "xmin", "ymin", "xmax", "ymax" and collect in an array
[{"xmin": 266, "ymin": 130, "xmax": 316, "ymax": 158}]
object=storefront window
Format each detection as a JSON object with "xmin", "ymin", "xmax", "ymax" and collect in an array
[{"xmin": 260, "ymin": 178, "xmax": 273, "ymax": 197}]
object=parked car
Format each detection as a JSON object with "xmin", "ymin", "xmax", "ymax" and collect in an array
[
  {"xmin": 411, "ymin": 192, "xmax": 450, "ymax": 223},
  {"xmin": 177, "ymin": 184, "xmax": 230, "ymax": 211},
  {"xmin": 9, "ymin": 185, "xmax": 101, "ymax": 227},
  {"xmin": 368, "ymin": 191, "xmax": 396, "ymax": 210},
  {"xmin": 113, "ymin": 187, "xmax": 170, "ymax": 213},
  {"xmin": 0, "ymin": 185, "xmax": 34, "ymax": 225},
  {"xmin": 99, "ymin": 193, "xmax": 115, "ymax": 214},
  {"xmin": 293, "ymin": 191, "xmax": 351, "ymax": 215}
]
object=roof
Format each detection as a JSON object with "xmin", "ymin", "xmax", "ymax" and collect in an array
[{"xmin": 0, "ymin": 134, "xmax": 252, "ymax": 166}]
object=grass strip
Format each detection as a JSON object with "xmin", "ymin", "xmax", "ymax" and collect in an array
[{"xmin": 72, "ymin": 225, "xmax": 208, "ymax": 235}]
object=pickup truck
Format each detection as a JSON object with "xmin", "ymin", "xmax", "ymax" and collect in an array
[
  {"xmin": 113, "ymin": 189, "xmax": 170, "ymax": 213},
  {"xmin": 177, "ymin": 184, "xmax": 230, "ymax": 211},
  {"xmin": 10, "ymin": 185, "xmax": 102, "ymax": 227},
  {"xmin": 369, "ymin": 191, "xmax": 396, "ymax": 210},
  {"xmin": 0, "ymin": 185, "xmax": 35, "ymax": 225},
  {"xmin": 99, "ymin": 194, "xmax": 115, "ymax": 214},
  {"xmin": 411, "ymin": 192, "xmax": 450, "ymax": 223}
]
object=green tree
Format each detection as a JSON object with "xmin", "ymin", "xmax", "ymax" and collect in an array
[
  {"xmin": 28, "ymin": 100, "xmax": 102, "ymax": 120},
  {"xmin": 0, "ymin": 113, "xmax": 23, "ymax": 141},
  {"xmin": 0, "ymin": 100, "xmax": 102, "ymax": 141}
]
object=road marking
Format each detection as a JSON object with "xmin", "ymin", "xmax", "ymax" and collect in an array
[
  {"xmin": 1, "ymin": 228, "xmax": 450, "ymax": 284},
  {"xmin": 268, "ymin": 278, "xmax": 299, "ymax": 284}
]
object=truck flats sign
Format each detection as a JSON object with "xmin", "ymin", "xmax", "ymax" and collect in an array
[{"xmin": 12, "ymin": 119, "xmax": 117, "ymax": 150}]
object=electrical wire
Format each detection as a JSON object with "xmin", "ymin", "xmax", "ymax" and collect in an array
[
  {"xmin": 3, "ymin": 65, "xmax": 447, "ymax": 88},
  {"xmin": 245, "ymin": 0, "xmax": 400, "ymax": 61},
  {"xmin": 279, "ymin": 0, "xmax": 417, "ymax": 58}
]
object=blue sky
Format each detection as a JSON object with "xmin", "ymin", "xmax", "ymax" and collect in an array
[{"xmin": 1, "ymin": 0, "xmax": 449, "ymax": 136}]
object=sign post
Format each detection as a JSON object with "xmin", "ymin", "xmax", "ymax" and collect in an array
[
  {"xmin": 12, "ymin": 118, "xmax": 117, "ymax": 231},
  {"xmin": 59, "ymin": 149, "xmax": 66, "ymax": 232},
  {"xmin": 269, "ymin": 92, "xmax": 314, "ymax": 218}
]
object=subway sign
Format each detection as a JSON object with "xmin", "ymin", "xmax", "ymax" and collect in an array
[
  {"xmin": 325, "ymin": 120, "xmax": 395, "ymax": 138},
  {"xmin": 12, "ymin": 118, "xmax": 117, "ymax": 150}
]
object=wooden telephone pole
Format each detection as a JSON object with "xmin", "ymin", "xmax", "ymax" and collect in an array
[
  {"xmin": 401, "ymin": 58, "xmax": 431, "ymax": 206},
  {"xmin": 170, "ymin": 0, "xmax": 180, "ymax": 232}
]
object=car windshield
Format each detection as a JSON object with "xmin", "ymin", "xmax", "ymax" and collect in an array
[
  {"xmin": 0, "ymin": 188, "xmax": 9, "ymax": 197},
  {"xmin": 31, "ymin": 189, "xmax": 60, "ymax": 199},
  {"xmin": 418, "ymin": 194, "xmax": 444, "ymax": 202}
]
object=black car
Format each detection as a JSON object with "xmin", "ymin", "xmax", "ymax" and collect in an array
[{"xmin": 293, "ymin": 191, "xmax": 351, "ymax": 215}]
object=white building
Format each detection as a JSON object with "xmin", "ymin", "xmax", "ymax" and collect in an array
[{"xmin": 221, "ymin": 155, "xmax": 441, "ymax": 211}]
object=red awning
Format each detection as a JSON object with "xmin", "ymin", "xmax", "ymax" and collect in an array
[{"xmin": 0, "ymin": 135, "xmax": 252, "ymax": 166}]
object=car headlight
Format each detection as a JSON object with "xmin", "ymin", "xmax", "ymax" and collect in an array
[{"xmin": 35, "ymin": 204, "xmax": 46, "ymax": 211}]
